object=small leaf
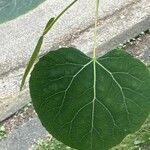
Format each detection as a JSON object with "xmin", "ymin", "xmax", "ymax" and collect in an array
[
  {"xmin": 30, "ymin": 48, "xmax": 150, "ymax": 150},
  {"xmin": 20, "ymin": 16, "xmax": 54, "ymax": 90},
  {"xmin": 43, "ymin": 17, "xmax": 55, "ymax": 35},
  {"xmin": 0, "ymin": 0, "xmax": 46, "ymax": 24},
  {"xmin": 20, "ymin": 35, "xmax": 43, "ymax": 90}
]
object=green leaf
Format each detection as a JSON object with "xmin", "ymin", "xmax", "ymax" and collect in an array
[
  {"xmin": 43, "ymin": 17, "xmax": 55, "ymax": 35},
  {"xmin": 20, "ymin": 35, "xmax": 43, "ymax": 90},
  {"xmin": 29, "ymin": 48, "xmax": 150, "ymax": 150},
  {"xmin": 20, "ymin": 17, "xmax": 55, "ymax": 90},
  {"xmin": 0, "ymin": 0, "xmax": 46, "ymax": 24},
  {"xmin": 147, "ymin": 65, "xmax": 150, "ymax": 72}
]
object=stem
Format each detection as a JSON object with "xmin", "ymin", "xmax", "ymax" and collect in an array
[
  {"xmin": 93, "ymin": 0, "xmax": 100, "ymax": 59},
  {"xmin": 20, "ymin": 0, "xmax": 79, "ymax": 90},
  {"xmin": 43, "ymin": 0, "xmax": 79, "ymax": 35}
]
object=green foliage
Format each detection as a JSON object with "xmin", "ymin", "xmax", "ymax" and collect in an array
[
  {"xmin": 20, "ymin": 35, "xmax": 44, "ymax": 90},
  {"xmin": 36, "ymin": 138, "xmax": 75, "ymax": 150},
  {"xmin": 112, "ymin": 115, "xmax": 150, "ymax": 150},
  {"xmin": 0, "ymin": 125, "xmax": 7, "ymax": 140},
  {"xmin": 30, "ymin": 47, "xmax": 150, "ymax": 150},
  {"xmin": 20, "ymin": 17, "xmax": 55, "ymax": 90},
  {"xmin": 147, "ymin": 65, "xmax": 150, "ymax": 72},
  {"xmin": 0, "ymin": 0, "xmax": 46, "ymax": 24}
]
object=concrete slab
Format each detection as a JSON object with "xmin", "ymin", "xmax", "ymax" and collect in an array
[
  {"xmin": 0, "ymin": 0, "xmax": 136, "ymax": 75},
  {"xmin": 0, "ymin": 0, "xmax": 150, "ymax": 121},
  {"xmin": 0, "ymin": 117, "xmax": 48, "ymax": 150},
  {"xmin": 72, "ymin": 0, "xmax": 150, "ymax": 56}
]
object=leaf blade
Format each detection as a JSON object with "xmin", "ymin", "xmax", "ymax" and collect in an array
[
  {"xmin": 29, "ymin": 48, "xmax": 150, "ymax": 150},
  {"xmin": 43, "ymin": 17, "xmax": 55, "ymax": 35},
  {"xmin": 20, "ymin": 35, "xmax": 43, "ymax": 90}
]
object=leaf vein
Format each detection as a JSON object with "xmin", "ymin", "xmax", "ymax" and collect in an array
[
  {"xmin": 96, "ymin": 60, "xmax": 130, "ymax": 119},
  {"xmin": 96, "ymin": 98, "xmax": 118, "ymax": 128},
  {"xmin": 112, "ymin": 72, "xmax": 143, "ymax": 82},
  {"xmin": 36, "ymin": 63, "xmax": 84, "ymax": 70},
  {"xmin": 55, "ymin": 60, "xmax": 93, "ymax": 119}
]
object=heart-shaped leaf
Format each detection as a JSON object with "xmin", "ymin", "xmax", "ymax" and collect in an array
[
  {"xmin": 30, "ymin": 48, "xmax": 150, "ymax": 150},
  {"xmin": 0, "ymin": 0, "xmax": 46, "ymax": 24}
]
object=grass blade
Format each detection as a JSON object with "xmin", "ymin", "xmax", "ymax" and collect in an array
[
  {"xmin": 43, "ymin": 17, "xmax": 55, "ymax": 35},
  {"xmin": 20, "ymin": 0, "xmax": 79, "ymax": 90},
  {"xmin": 20, "ymin": 36, "xmax": 44, "ymax": 90}
]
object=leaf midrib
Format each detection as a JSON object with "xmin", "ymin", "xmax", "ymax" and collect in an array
[
  {"xmin": 52, "ymin": 58, "xmax": 129, "ymax": 146},
  {"xmin": 90, "ymin": 60, "xmax": 96, "ymax": 149}
]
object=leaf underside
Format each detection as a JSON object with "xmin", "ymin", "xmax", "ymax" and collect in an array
[{"xmin": 29, "ymin": 48, "xmax": 150, "ymax": 150}]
